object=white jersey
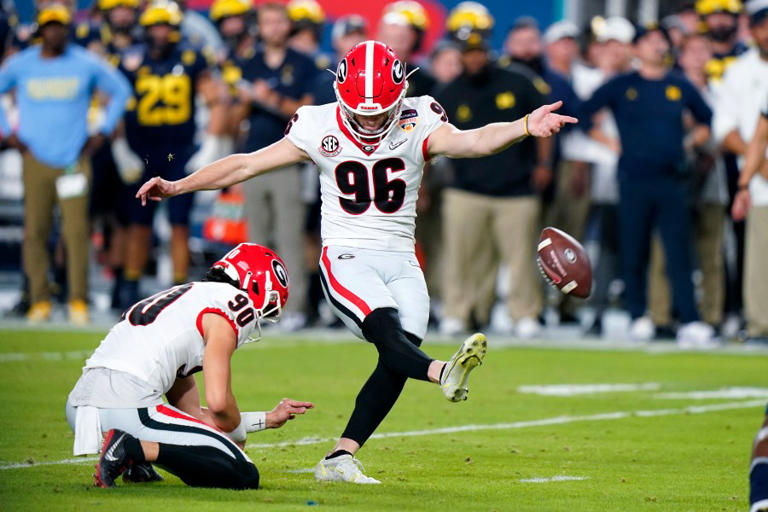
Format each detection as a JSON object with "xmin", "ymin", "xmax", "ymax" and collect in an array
[
  {"xmin": 84, "ymin": 282, "xmax": 259, "ymax": 394},
  {"xmin": 286, "ymin": 95, "xmax": 448, "ymax": 251}
]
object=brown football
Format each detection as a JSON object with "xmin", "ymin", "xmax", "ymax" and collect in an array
[{"xmin": 537, "ymin": 227, "xmax": 592, "ymax": 298}]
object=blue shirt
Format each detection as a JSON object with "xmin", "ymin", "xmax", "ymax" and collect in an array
[
  {"xmin": 0, "ymin": 44, "xmax": 131, "ymax": 167},
  {"xmin": 238, "ymin": 46, "xmax": 317, "ymax": 151},
  {"xmin": 581, "ymin": 70, "xmax": 711, "ymax": 180}
]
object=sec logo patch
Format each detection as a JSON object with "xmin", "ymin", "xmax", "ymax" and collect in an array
[{"xmin": 319, "ymin": 135, "xmax": 341, "ymax": 157}]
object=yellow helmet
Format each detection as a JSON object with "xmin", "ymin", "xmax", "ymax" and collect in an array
[
  {"xmin": 383, "ymin": 1, "xmax": 429, "ymax": 31},
  {"xmin": 446, "ymin": 1, "xmax": 494, "ymax": 34},
  {"xmin": 210, "ymin": 0, "xmax": 252, "ymax": 22},
  {"xmin": 287, "ymin": 0, "xmax": 325, "ymax": 25},
  {"xmin": 98, "ymin": 0, "xmax": 140, "ymax": 10},
  {"xmin": 695, "ymin": 0, "xmax": 742, "ymax": 15},
  {"xmin": 140, "ymin": 1, "xmax": 183, "ymax": 27},
  {"xmin": 37, "ymin": 3, "xmax": 72, "ymax": 26}
]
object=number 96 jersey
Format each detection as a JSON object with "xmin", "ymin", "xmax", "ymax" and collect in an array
[
  {"xmin": 285, "ymin": 95, "xmax": 448, "ymax": 252},
  {"xmin": 83, "ymin": 282, "xmax": 259, "ymax": 394}
]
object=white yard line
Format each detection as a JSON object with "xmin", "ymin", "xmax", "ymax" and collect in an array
[
  {"xmin": 517, "ymin": 383, "xmax": 661, "ymax": 396},
  {"xmin": 1, "ymin": 399, "xmax": 764, "ymax": 471},
  {"xmin": 519, "ymin": 476, "xmax": 589, "ymax": 483}
]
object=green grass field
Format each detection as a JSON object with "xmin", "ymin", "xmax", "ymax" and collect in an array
[{"xmin": 0, "ymin": 329, "xmax": 766, "ymax": 511}]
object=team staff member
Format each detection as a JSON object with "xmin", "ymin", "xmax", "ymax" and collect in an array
[
  {"xmin": 0, "ymin": 3, "xmax": 130, "ymax": 324},
  {"xmin": 378, "ymin": 1, "xmax": 436, "ymax": 97},
  {"xmin": 437, "ymin": 31, "xmax": 549, "ymax": 339},
  {"xmin": 234, "ymin": 2, "xmax": 315, "ymax": 331},
  {"xmin": 714, "ymin": 0, "xmax": 768, "ymax": 343},
  {"xmin": 117, "ymin": 1, "xmax": 227, "ymax": 308},
  {"xmin": 581, "ymin": 24, "xmax": 714, "ymax": 346},
  {"xmin": 696, "ymin": 0, "xmax": 746, "ymax": 82}
]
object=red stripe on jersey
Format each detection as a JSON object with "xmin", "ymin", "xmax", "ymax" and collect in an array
[
  {"xmin": 422, "ymin": 135, "xmax": 431, "ymax": 162},
  {"xmin": 196, "ymin": 307, "xmax": 238, "ymax": 339},
  {"xmin": 156, "ymin": 404, "xmax": 223, "ymax": 432},
  {"xmin": 321, "ymin": 247, "xmax": 372, "ymax": 316}
]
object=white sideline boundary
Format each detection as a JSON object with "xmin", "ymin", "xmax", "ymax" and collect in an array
[{"xmin": 3, "ymin": 399, "xmax": 762, "ymax": 471}]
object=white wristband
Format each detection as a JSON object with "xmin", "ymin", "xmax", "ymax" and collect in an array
[
  {"xmin": 241, "ymin": 411, "xmax": 267, "ymax": 432},
  {"xmin": 224, "ymin": 419, "xmax": 247, "ymax": 443}
]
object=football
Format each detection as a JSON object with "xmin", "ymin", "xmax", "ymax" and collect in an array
[{"xmin": 537, "ymin": 227, "xmax": 592, "ymax": 298}]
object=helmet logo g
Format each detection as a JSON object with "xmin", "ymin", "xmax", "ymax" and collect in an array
[
  {"xmin": 337, "ymin": 58, "xmax": 348, "ymax": 84},
  {"xmin": 392, "ymin": 59, "xmax": 404, "ymax": 84},
  {"xmin": 271, "ymin": 260, "xmax": 289, "ymax": 288}
]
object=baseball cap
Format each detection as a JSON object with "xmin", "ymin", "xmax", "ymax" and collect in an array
[
  {"xmin": 544, "ymin": 20, "xmax": 579, "ymax": 44},
  {"xmin": 747, "ymin": 0, "xmax": 768, "ymax": 24},
  {"xmin": 596, "ymin": 16, "xmax": 635, "ymax": 43},
  {"xmin": 331, "ymin": 14, "xmax": 367, "ymax": 41}
]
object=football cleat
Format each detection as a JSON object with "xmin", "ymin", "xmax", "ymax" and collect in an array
[
  {"xmin": 314, "ymin": 454, "xmax": 381, "ymax": 484},
  {"xmin": 93, "ymin": 429, "xmax": 133, "ymax": 488},
  {"xmin": 440, "ymin": 333, "xmax": 487, "ymax": 402},
  {"xmin": 122, "ymin": 462, "xmax": 163, "ymax": 483}
]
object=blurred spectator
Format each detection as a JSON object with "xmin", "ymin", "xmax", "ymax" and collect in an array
[
  {"xmin": 648, "ymin": 33, "xmax": 728, "ymax": 330},
  {"xmin": 581, "ymin": 24, "xmax": 715, "ymax": 346},
  {"xmin": 428, "ymin": 40, "xmax": 462, "ymax": 86},
  {"xmin": 0, "ymin": 3, "xmax": 130, "ymax": 324},
  {"xmin": 437, "ymin": 31, "xmax": 546, "ymax": 338},
  {"xmin": 177, "ymin": 0, "xmax": 224, "ymax": 54},
  {"xmin": 210, "ymin": 0, "xmax": 256, "ymax": 63},
  {"xmin": 116, "ymin": 1, "xmax": 227, "ymax": 308},
  {"xmin": 234, "ymin": 1, "xmax": 314, "ymax": 330},
  {"xmin": 445, "ymin": 1, "xmax": 494, "ymax": 42},
  {"xmin": 287, "ymin": 0, "xmax": 330, "ymax": 71},
  {"xmin": 697, "ymin": 0, "xmax": 747, "ymax": 82},
  {"xmin": 565, "ymin": 16, "xmax": 634, "ymax": 333},
  {"xmin": 544, "ymin": 20, "xmax": 580, "ymax": 77},
  {"xmin": 677, "ymin": 2, "xmax": 702, "ymax": 34},
  {"xmin": 715, "ymin": 0, "xmax": 768, "ymax": 342},
  {"xmin": 378, "ymin": 1, "xmax": 436, "ymax": 96}
]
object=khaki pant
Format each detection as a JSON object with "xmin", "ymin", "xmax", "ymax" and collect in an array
[
  {"xmin": 442, "ymin": 189, "xmax": 542, "ymax": 325},
  {"xmin": 243, "ymin": 165, "xmax": 307, "ymax": 314},
  {"xmin": 23, "ymin": 154, "xmax": 91, "ymax": 303},
  {"xmin": 649, "ymin": 203, "xmax": 724, "ymax": 326},
  {"xmin": 744, "ymin": 205, "xmax": 768, "ymax": 336},
  {"xmin": 543, "ymin": 160, "xmax": 591, "ymax": 240}
]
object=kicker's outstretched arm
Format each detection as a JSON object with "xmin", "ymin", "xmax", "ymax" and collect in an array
[
  {"xmin": 136, "ymin": 137, "xmax": 309, "ymax": 205},
  {"xmin": 426, "ymin": 100, "xmax": 577, "ymax": 159}
]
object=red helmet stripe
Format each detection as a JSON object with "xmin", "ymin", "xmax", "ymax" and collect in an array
[{"xmin": 364, "ymin": 40, "xmax": 374, "ymax": 100}]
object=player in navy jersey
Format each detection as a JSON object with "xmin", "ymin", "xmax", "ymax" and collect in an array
[{"xmin": 116, "ymin": 1, "xmax": 227, "ymax": 308}]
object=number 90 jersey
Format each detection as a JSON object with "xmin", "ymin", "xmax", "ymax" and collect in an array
[
  {"xmin": 285, "ymin": 95, "xmax": 448, "ymax": 252},
  {"xmin": 83, "ymin": 282, "xmax": 259, "ymax": 394}
]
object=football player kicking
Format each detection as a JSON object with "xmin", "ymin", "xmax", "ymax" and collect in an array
[
  {"xmin": 66, "ymin": 243, "xmax": 313, "ymax": 489},
  {"xmin": 137, "ymin": 41, "xmax": 576, "ymax": 484}
]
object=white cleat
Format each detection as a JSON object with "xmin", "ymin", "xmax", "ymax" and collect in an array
[
  {"xmin": 440, "ymin": 332, "xmax": 487, "ymax": 402},
  {"xmin": 314, "ymin": 454, "xmax": 381, "ymax": 484}
]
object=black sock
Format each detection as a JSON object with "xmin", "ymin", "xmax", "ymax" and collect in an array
[
  {"xmin": 124, "ymin": 435, "xmax": 146, "ymax": 465},
  {"xmin": 325, "ymin": 449, "xmax": 353, "ymax": 460}
]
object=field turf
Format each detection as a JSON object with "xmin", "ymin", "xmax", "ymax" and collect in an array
[{"xmin": 0, "ymin": 328, "xmax": 766, "ymax": 511}]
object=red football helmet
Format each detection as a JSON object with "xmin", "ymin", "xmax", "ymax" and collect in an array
[
  {"xmin": 210, "ymin": 243, "xmax": 290, "ymax": 324},
  {"xmin": 334, "ymin": 40, "xmax": 410, "ymax": 144}
]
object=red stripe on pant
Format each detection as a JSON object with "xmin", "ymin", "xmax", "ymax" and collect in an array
[
  {"xmin": 321, "ymin": 247, "xmax": 372, "ymax": 316},
  {"xmin": 156, "ymin": 404, "xmax": 223, "ymax": 432}
]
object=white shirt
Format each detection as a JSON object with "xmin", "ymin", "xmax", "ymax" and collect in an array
[
  {"xmin": 713, "ymin": 48, "xmax": 768, "ymax": 206},
  {"xmin": 84, "ymin": 282, "xmax": 258, "ymax": 394},
  {"xmin": 286, "ymin": 95, "xmax": 447, "ymax": 251}
]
